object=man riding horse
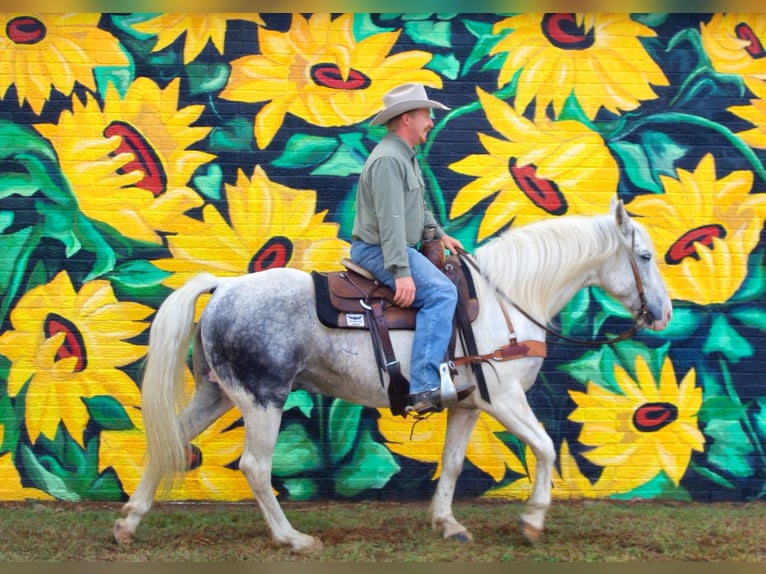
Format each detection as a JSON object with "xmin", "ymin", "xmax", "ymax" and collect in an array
[{"xmin": 349, "ymin": 83, "xmax": 476, "ymax": 415}]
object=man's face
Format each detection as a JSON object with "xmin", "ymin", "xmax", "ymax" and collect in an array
[{"xmin": 406, "ymin": 108, "xmax": 434, "ymax": 145}]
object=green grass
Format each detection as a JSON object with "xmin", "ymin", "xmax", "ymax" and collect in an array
[{"xmin": 0, "ymin": 498, "xmax": 764, "ymax": 561}]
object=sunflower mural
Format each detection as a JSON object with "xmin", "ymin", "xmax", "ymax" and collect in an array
[{"xmin": 0, "ymin": 12, "xmax": 764, "ymax": 505}]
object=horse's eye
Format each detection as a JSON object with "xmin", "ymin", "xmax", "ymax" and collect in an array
[{"xmin": 640, "ymin": 251, "xmax": 652, "ymax": 261}]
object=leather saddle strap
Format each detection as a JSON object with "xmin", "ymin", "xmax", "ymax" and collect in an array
[
  {"xmin": 369, "ymin": 300, "xmax": 410, "ymax": 417},
  {"xmin": 454, "ymin": 292, "xmax": 491, "ymax": 403}
]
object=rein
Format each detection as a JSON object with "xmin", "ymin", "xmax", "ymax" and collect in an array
[{"xmin": 455, "ymin": 230, "xmax": 650, "ymax": 348}]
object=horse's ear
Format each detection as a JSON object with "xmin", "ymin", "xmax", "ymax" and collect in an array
[{"xmin": 611, "ymin": 197, "xmax": 631, "ymax": 235}]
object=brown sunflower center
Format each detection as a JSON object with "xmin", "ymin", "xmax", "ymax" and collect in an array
[
  {"xmin": 541, "ymin": 13, "xmax": 595, "ymax": 50},
  {"xmin": 633, "ymin": 402, "xmax": 678, "ymax": 432},
  {"xmin": 665, "ymin": 224, "xmax": 726, "ymax": 264},
  {"xmin": 104, "ymin": 121, "xmax": 167, "ymax": 197},
  {"xmin": 6, "ymin": 16, "xmax": 46, "ymax": 45},
  {"xmin": 509, "ymin": 158, "xmax": 567, "ymax": 215},
  {"xmin": 735, "ymin": 23, "xmax": 765, "ymax": 59},
  {"xmin": 249, "ymin": 236, "xmax": 293, "ymax": 272},
  {"xmin": 310, "ymin": 64, "xmax": 371, "ymax": 90},
  {"xmin": 45, "ymin": 313, "xmax": 87, "ymax": 372}
]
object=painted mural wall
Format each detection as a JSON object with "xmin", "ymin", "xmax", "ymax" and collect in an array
[{"xmin": 0, "ymin": 12, "xmax": 764, "ymax": 504}]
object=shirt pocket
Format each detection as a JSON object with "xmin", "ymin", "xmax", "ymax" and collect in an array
[{"xmin": 405, "ymin": 168, "xmax": 425, "ymax": 193}]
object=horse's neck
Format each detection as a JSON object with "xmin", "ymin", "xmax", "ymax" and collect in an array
[{"xmin": 473, "ymin": 219, "xmax": 615, "ymax": 324}]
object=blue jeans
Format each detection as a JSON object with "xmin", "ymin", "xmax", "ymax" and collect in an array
[{"xmin": 350, "ymin": 240, "xmax": 457, "ymax": 395}]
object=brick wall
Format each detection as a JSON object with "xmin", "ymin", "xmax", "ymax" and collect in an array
[{"xmin": 0, "ymin": 13, "xmax": 764, "ymax": 503}]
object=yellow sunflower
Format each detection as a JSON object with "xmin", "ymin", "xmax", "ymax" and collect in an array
[
  {"xmin": 131, "ymin": 13, "xmax": 266, "ymax": 64},
  {"xmin": 729, "ymin": 97, "xmax": 766, "ymax": 149},
  {"xmin": 377, "ymin": 409, "xmax": 518, "ymax": 481},
  {"xmin": 0, "ymin": 271, "xmax": 152, "ymax": 447},
  {"xmin": 153, "ymin": 165, "xmax": 350, "ymax": 290},
  {"xmin": 219, "ymin": 12, "xmax": 443, "ymax": 148},
  {"xmin": 568, "ymin": 355, "xmax": 704, "ymax": 493},
  {"xmin": 490, "ymin": 13, "xmax": 668, "ymax": 120},
  {"xmin": 1, "ymin": 451, "xmax": 53, "ymax": 501},
  {"xmin": 701, "ymin": 14, "xmax": 766, "ymax": 99},
  {"xmin": 100, "ymin": 391, "xmax": 255, "ymax": 501},
  {"xmin": 449, "ymin": 88, "xmax": 619, "ymax": 241},
  {"xmin": 0, "ymin": 13, "xmax": 129, "ymax": 115},
  {"xmin": 484, "ymin": 439, "xmax": 601, "ymax": 500},
  {"xmin": 34, "ymin": 77, "xmax": 213, "ymax": 245},
  {"xmin": 626, "ymin": 154, "xmax": 766, "ymax": 305}
]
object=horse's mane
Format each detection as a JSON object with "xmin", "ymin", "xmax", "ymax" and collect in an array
[{"xmin": 474, "ymin": 213, "xmax": 624, "ymax": 323}]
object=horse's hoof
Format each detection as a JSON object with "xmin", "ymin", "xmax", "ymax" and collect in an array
[
  {"xmin": 113, "ymin": 519, "xmax": 134, "ymax": 545},
  {"xmin": 448, "ymin": 530, "xmax": 473, "ymax": 543},
  {"xmin": 290, "ymin": 536, "xmax": 324, "ymax": 554},
  {"xmin": 519, "ymin": 519, "xmax": 542, "ymax": 545}
]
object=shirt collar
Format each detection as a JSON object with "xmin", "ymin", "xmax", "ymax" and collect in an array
[{"xmin": 385, "ymin": 132, "xmax": 417, "ymax": 160}]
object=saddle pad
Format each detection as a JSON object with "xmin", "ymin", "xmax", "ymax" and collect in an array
[{"xmin": 312, "ymin": 271, "xmax": 417, "ymax": 329}]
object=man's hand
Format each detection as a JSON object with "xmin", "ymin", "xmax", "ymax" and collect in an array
[
  {"xmin": 440, "ymin": 234, "xmax": 464, "ymax": 255},
  {"xmin": 394, "ymin": 276, "xmax": 416, "ymax": 307}
]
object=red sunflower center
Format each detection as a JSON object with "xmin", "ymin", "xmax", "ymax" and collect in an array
[
  {"xmin": 6, "ymin": 16, "xmax": 46, "ymax": 45},
  {"xmin": 44, "ymin": 313, "xmax": 87, "ymax": 372},
  {"xmin": 249, "ymin": 236, "xmax": 293, "ymax": 273},
  {"xmin": 509, "ymin": 158, "xmax": 567, "ymax": 215},
  {"xmin": 665, "ymin": 224, "xmax": 726, "ymax": 265},
  {"xmin": 310, "ymin": 64, "xmax": 371, "ymax": 90},
  {"xmin": 633, "ymin": 402, "xmax": 678, "ymax": 432},
  {"xmin": 735, "ymin": 23, "xmax": 765, "ymax": 59},
  {"xmin": 184, "ymin": 444, "xmax": 203, "ymax": 471},
  {"xmin": 104, "ymin": 121, "xmax": 167, "ymax": 197},
  {"xmin": 541, "ymin": 13, "xmax": 595, "ymax": 50}
]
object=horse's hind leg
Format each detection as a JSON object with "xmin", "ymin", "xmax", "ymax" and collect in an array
[
  {"xmin": 228, "ymin": 388, "xmax": 323, "ymax": 553},
  {"xmin": 113, "ymin": 371, "xmax": 233, "ymax": 544},
  {"xmin": 430, "ymin": 406, "xmax": 481, "ymax": 541}
]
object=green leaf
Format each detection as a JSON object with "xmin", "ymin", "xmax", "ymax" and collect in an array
[
  {"xmin": 731, "ymin": 251, "xmax": 766, "ymax": 302},
  {"xmin": 609, "ymin": 141, "xmax": 661, "ymax": 192},
  {"xmin": 272, "ymin": 134, "xmax": 338, "ymax": 170},
  {"xmin": 610, "ymin": 471, "xmax": 691, "ymax": 501},
  {"xmin": 638, "ymin": 131, "xmax": 686, "ymax": 181},
  {"xmin": 284, "ymin": 390, "xmax": 314, "ymax": 418},
  {"xmin": 272, "ymin": 422, "xmax": 322, "ymax": 477},
  {"xmin": 705, "ymin": 419, "xmax": 754, "ymax": 478},
  {"xmin": 310, "ymin": 141, "xmax": 367, "ymax": 177},
  {"xmin": 186, "ymin": 61, "xmax": 230, "ymax": 95},
  {"xmin": 82, "ymin": 396, "xmax": 135, "ymax": 431},
  {"xmin": 463, "ymin": 19, "xmax": 507, "ymax": 76},
  {"xmin": 703, "ymin": 314, "xmax": 753, "ymax": 362},
  {"xmin": 730, "ymin": 306, "xmax": 766, "ymax": 332},
  {"xmin": 281, "ymin": 477, "xmax": 318, "ymax": 501},
  {"xmin": 334, "ymin": 429, "xmax": 400, "ymax": 497},
  {"xmin": 754, "ymin": 398, "xmax": 766, "ymax": 439},
  {"xmin": 653, "ymin": 305, "xmax": 701, "ymax": 339},
  {"xmin": 208, "ymin": 117, "xmax": 254, "ymax": 152},
  {"xmin": 20, "ymin": 445, "xmax": 80, "ymax": 501},
  {"xmin": 427, "ymin": 53, "xmax": 460, "ymax": 80},
  {"xmin": 328, "ymin": 401, "xmax": 362, "ymax": 463},
  {"xmin": 106, "ymin": 259, "xmax": 171, "ymax": 290},
  {"xmin": 84, "ymin": 466, "xmax": 126, "ymax": 500},
  {"xmin": 192, "ymin": 163, "xmax": 223, "ymax": 200},
  {"xmin": 698, "ymin": 396, "xmax": 748, "ymax": 423},
  {"xmin": 690, "ymin": 461, "xmax": 735, "ymax": 489},
  {"xmin": 404, "ymin": 20, "xmax": 451, "ymax": 47}
]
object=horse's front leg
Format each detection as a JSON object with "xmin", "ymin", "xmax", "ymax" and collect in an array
[
  {"xmin": 430, "ymin": 406, "xmax": 481, "ymax": 541},
  {"xmin": 485, "ymin": 388, "xmax": 556, "ymax": 544}
]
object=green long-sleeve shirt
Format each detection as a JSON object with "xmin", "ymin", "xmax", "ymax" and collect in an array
[{"xmin": 352, "ymin": 133, "xmax": 442, "ymax": 278}]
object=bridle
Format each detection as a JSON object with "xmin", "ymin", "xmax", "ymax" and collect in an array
[{"xmin": 455, "ymin": 227, "xmax": 652, "ymax": 348}]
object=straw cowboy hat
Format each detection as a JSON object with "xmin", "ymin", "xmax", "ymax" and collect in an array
[{"xmin": 369, "ymin": 83, "xmax": 450, "ymax": 126}]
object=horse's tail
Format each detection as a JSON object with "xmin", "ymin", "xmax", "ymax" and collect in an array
[{"xmin": 141, "ymin": 272, "xmax": 220, "ymax": 494}]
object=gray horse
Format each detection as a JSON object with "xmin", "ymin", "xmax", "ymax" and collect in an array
[{"xmin": 113, "ymin": 199, "xmax": 672, "ymax": 551}]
